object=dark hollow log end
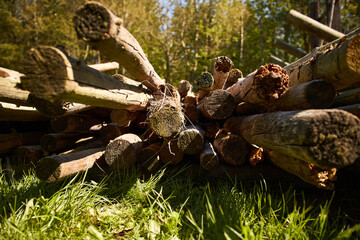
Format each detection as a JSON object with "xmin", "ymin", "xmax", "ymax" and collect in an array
[
  {"xmin": 36, "ymin": 157, "xmax": 61, "ymax": 182},
  {"xmin": 215, "ymin": 56, "xmax": 233, "ymax": 73},
  {"xmin": 177, "ymin": 129, "xmax": 204, "ymax": 155},
  {"xmin": 200, "ymin": 154, "xmax": 219, "ymax": 171},
  {"xmin": 215, "ymin": 134, "xmax": 249, "ymax": 166},
  {"xmin": 306, "ymin": 80, "xmax": 336, "ymax": 108},
  {"xmin": 105, "ymin": 140, "xmax": 137, "ymax": 170},
  {"xmin": 15, "ymin": 145, "xmax": 44, "ymax": 164},
  {"xmin": 198, "ymin": 72, "xmax": 214, "ymax": 89},
  {"xmin": 73, "ymin": 2, "xmax": 111, "ymax": 42},
  {"xmin": 253, "ymin": 63, "xmax": 289, "ymax": 101},
  {"xmin": 200, "ymin": 90, "xmax": 235, "ymax": 119},
  {"xmin": 308, "ymin": 110, "xmax": 360, "ymax": 168},
  {"xmin": 154, "ymin": 84, "xmax": 180, "ymax": 102}
]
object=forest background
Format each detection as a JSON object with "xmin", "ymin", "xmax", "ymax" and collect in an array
[{"xmin": 1, "ymin": 0, "xmax": 359, "ymax": 86}]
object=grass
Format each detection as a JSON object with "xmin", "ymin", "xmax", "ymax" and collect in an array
[{"xmin": 0, "ymin": 162, "xmax": 360, "ymax": 239}]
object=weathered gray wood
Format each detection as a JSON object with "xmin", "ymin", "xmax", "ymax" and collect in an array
[
  {"xmin": 274, "ymin": 39, "xmax": 306, "ymax": 58},
  {"xmin": 0, "ymin": 67, "xmax": 30, "ymax": 106},
  {"xmin": 88, "ymin": 62, "xmax": 119, "ymax": 72},
  {"xmin": 198, "ymin": 89, "xmax": 235, "ymax": 120},
  {"xmin": 269, "ymin": 55, "xmax": 289, "ymax": 67},
  {"xmin": 224, "ymin": 68, "xmax": 243, "ymax": 89}
]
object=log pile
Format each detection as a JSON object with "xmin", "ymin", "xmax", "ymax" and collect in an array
[{"xmin": 1, "ymin": 2, "xmax": 360, "ymax": 191}]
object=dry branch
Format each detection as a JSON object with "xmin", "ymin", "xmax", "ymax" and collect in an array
[
  {"xmin": 88, "ymin": 62, "xmax": 119, "ymax": 72},
  {"xmin": 274, "ymin": 39, "xmax": 306, "ymax": 58}
]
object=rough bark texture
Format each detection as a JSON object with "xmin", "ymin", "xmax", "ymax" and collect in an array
[
  {"xmin": 0, "ymin": 67, "xmax": 30, "ymax": 106},
  {"xmin": 21, "ymin": 46, "xmax": 153, "ymax": 111},
  {"xmin": 105, "ymin": 133, "xmax": 143, "ymax": 170},
  {"xmin": 212, "ymin": 56, "xmax": 233, "ymax": 90},
  {"xmin": 266, "ymin": 150, "xmax": 337, "ymax": 190},
  {"xmin": 36, "ymin": 147, "xmax": 105, "ymax": 182},
  {"xmin": 51, "ymin": 114, "xmax": 103, "ymax": 133},
  {"xmin": 274, "ymin": 39, "xmax": 306, "ymax": 58},
  {"xmin": 224, "ymin": 68, "xmax": 243, "ymax": 89},
  {"xmin": 40, "ymin": 133, "xmax": 92, "ymax": 152},
  {"xmin": 73, "ymin": 2, "xmax": 164, "ymax": 91},
  {"xmin": 226, "ymin": 64, "xmax": 289, "ymax": 105},
  {"xmin": 213, "ymin": 133, "xmax": 249, "ymax": 166},
  {"xmin": 198, "ymin": 89, "xmax": 235, "ymax": 120},
  {"xmin": 0, "ymin": 102, "xmax": 49, "ymax": 121},
  {"xmin": 332, "ymin": 87, "xmax": 360, "ymax": 107},
  {"xmin": 227, "ymin": 109, "xmax": 360, "ymax": 168},
  {"xmin": 0, "ymin": 132, "xmax": 44, "ymax": 154},
  {"xmin": 177, "ymin": 125, "xmax": 205, "ymax": 155},
  {"xmin": 199, "ymin": 141, "xmax": 219, "ymax": 171}
]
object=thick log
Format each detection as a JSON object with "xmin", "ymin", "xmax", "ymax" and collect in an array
[
  {"xmin": 235, "ymin": 102, "xmax": 266, "ymax": 116},
  {"xmin": 269, "ymin": 55, "xmax": 289, "ymax": 67},
  {"xmin": 285, "ymin": 9, "xmax": 345, "ymax": 42},
  {"xmin": 88, "ymin": 62, "xmax": 119, "ymax": 72},
  {"xmin": 99, "ymin": 123, "xmax": 124, "ymax": 144},
  {"xmin": 21, "ymin": 46, "xmax": 153, "ymax": 111},
  {"xmin": 0, "ymin": 132, "xmax": 44, "ymax": 154},
  {"xmin": 274, "ymin": 39, "xmax": 306, "ymax": 58},
  {"xmin": 199, "ymin": 141, "xmax": 219, "ymax": 171},
  {"xmin": 177, "ymin": 125, "xmax": 205, "ymax": 155},
  {"xmin": 0, "ymin": 102, "xmax": 49, "ymax": 121},
  {"xmin": 36, "ymin": 147, "xmax": 105, "ymax": 182},
  {"xmin": 105, "ymin": 133, "xmax": 143, "ymax": 170},
  {"xmin": 270, "ymin": 79, "xmax": 336, "ymax": 111},
  {"xmin": 110, "ymin": 109, "xmax": 139, "ymax": 127},
  {"xmin": 184, "ymin": 104, "xmax": 200, "ymax": 124},
  {"xmin": 12, "ymin": 145, "xmax": 47, "ymax": 165},
  {"xmin": 51, "ymin": 114, "xmax": 103, "ymax": 133},
  {"xmin": 198, "ymin": 89, "xmax": 235, "ymax": 120},
  {"xmin": 177, "ymin": 80, "xmax": 193, "ymax": 99},
  {"xmin": 73, "ymin": 2, "xmax": 164, "ymax": 91},
  {"xmin": 60, "ymin": 139, "xmax": 105, "ymax": 155},
  {"xmin": 266, "ymin": 150, "xmax": 337, "ymax": 190},
  {"xmin": 40, "ymin": 133, "xmax": 93, "ymax": 152},
  {"xmin": 0, "ymin": 67, "xmax": 30, "ymax": 106},
  {"xmin": 336, "ymin": 103, "xmax": 360, "ymax": 119},
  {"xmin": 224, "ymin": 68, "xmax": 243, "ymax": 89},
  {"xmin": 137, "ymin": 142, "xmax": 163, "ymax": 173},
  {"xmin": 285, "ymin": 31, "xmax": 360, "ymax": 90},
  {"xmin": 213, "ymin": 133, "xmax": 249, "ymax": 166},
  {"xmin": 224, "ymin": 109, "xmax": 360, "ymax": 168},
  {"xmin": 332, "ymin": 87, "xmax": 360, "ymax": 107},
  {"xmin": 159, "ymin": 138, "xmax": 184, "ymax": 165},
  {"xmin": 226, "ymin": 64, "xmax": 289, "ymax": 105},
  {"xmin": 197, "ymin": 72, "xmax": 214, "ymax": 101},
  {"xmin": 212, "ymin": 56, "xmax": 233, "ymax": 90}
]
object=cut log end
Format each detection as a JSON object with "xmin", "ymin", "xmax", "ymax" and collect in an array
[
  {"xmin": 214, "ymin": 56, "xmax": 233, "ymax": 73},
  {"xmin": 304, "ymin": 80, "xmax": 336, "ymax": 108},
  {"xmin": 177, "ymin": 128, "xmax": 204, "ymax": 155},
  {"xmin": 213, "ymin": 133, "xmax": 249, "ymax": 166},
  {"xmin": 199, "ymin": 89, "xmax": 235, "ymax": 119},
  {"xmin": 198, "ymin": 72, "xmax": 214, "ymax": 89},
  {"xmin": 36, "ymin": 157, "xmax": 61, "ymax": 182},
  {"xmin": 225, "ymin": 69, "xmax": 243, "ymax": 89}
]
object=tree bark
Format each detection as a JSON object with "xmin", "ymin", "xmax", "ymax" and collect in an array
[
  {"xmin": 202, "ymin": 120, "xmax": 221, "ymax": 139},
  {"xmin": 224, "ymin": 68, "xmax": 243, "ymax": 90},
  {"xmin": 159, "ymin": 138, "xmax": 184, "ymax": 165},
  {"xmin": 213, "ymin": 133, "xmax": 249, "ymax": 166},
  {"xmin": 40, "ymin": 133, "xmax": 93, "ymax": 153},
  {"xmin": 177, "ymin": 125, "xmax": 204, "ymax": 155},
  {"xmin": 105, "ymin": 133, "xmax": 143, "ymax": 170},
  {"xmin": 51, "ymin": 114, "xmax": 103, "ymax": 133},
  {"xmin": 332, "ymin": 87, "xmax": 360, "ymax": 107},
  {"xmin": 199, "ymin": 141, "xmax": 219, "ymax": 171},
  {"xmin": 73, "ymin": 2, "xmax": 164, "ymax": 91},
  {"xmin": 224, "ymin": 109, "xmax": 360, "ymax": 168},
  {"xmin": 0, "ymin": 102, "xmax": 49, "ymax": 121},
  {"xmin": 235, "ymin": 102, "xmax": 266, "ymax": 116},
  {"xmin": 21, "ymin": 46, "xmax": 153, "ymax": 111},
  {"xmin": 0, "ymin": 67, "xmax": 30, "ymax": 106},
  {"xmin": 0, "ymin": 132, "xmax": 44, "ymax": 154},
  {"xmin": 274, "ymin": 39, "xmax": 306, "ymax": 58},
  {"xmin": 286, "ymin": 9, "xmax": 345, "ymax": 42},
  {"xmin": 88, "ymin": 62, "xmax": 119, "ymax": 72},
  {"xmin": 212, "ymin": 56, "xmax": 233, "ymax": 90},
  {"xmin": 198, "ymin": 89, "xmax": 235, "ymax": 120}
]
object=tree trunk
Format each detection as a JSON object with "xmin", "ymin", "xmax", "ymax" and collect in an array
[
  {"xmin": 202, "ymin": 120, "xmax": 221, "ymax": 139},
  {"xmin": 0, "ymin": 102, "xmax": 49, "ymax": 121},
  {"xmin": 198, "ymin": 89, "xmax": 236, "ymax": 120},
  {"xmin": 110, "ymin": 109, "xmax": 139, "ymax": 127},
  {"xmin": 213, "ymin": 133, "xmax": 249, "ymax": 166},
  {"xmin": 73, "ymin": 2, "xmax": 164, "ymax": 91},
  {"xmin": 326, "ymin": 0, "xmax": 341, "ymax": 32},
  {"xmin": 199, "ymin": 141, "xmax": 219, "ymax": 171},
  {"xmin": 235, "ymin": 102, "xmax": 266, "ymax": 116},
  {"xmin": 12, "ymin": 145, "xmax": 47, "ymax": 165},
  {"xmin": 274, "ymin": 39, "xmax": 306, "ymax": 58},
  {"xmin": 51, "ymin": 114, "xmax": 103, "ymax": 133},
  {"xmin": 99, "ymin": 123, "xmax": 125, "ymax": 144}
]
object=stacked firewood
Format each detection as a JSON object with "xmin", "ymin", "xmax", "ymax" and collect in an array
[{"xmin": 1, "ymin": 2, "xmax": 360, "ymax": 190}]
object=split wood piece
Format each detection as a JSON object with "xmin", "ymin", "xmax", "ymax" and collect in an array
[
  {"xmin": 0, "ymin": 102, "xmax": 49, "ymax": 121},
  {"xmin": 51, "ymin": 115, "xmax": 103, "ymax": 133},
  {"xmin": 224, "ymin": 68, "xmax": 243, "ymax": 89},
  {"xmin": 224, "ymin": 109, "xmax": 360, "ymax": 168},
  {"xmin": 199, "ymin": 141, "xmax": 219, "ymax": 171},
  {"xmin": 60, "ymin": 139, "xmax": 105, "ymax": 155},
  {"xmin": 332, "ymin": 87, "xmax": 360, "ymax": 107},
  {"xmin": 197, "ymin": 72, "xmax": 214, "ymax": 101},
  {"xmin": 202, "ymin": 120, "xmax": 221, "ymax": 139},
  {"xmin": 266, "ymin": 150, "xmax": 337, "ymax": 190},
  {"xmin": 21, "ymin": 46, "xmax": 153, "ymax": 111},
  {"xmin": 274, "ymin": 39, "xmax": 306, "ymax": 58},
  {"xmin": 12, "ymin": 145, "xmax": 47, "ymax": 165},
  {"xmin": 336, "ymin": 103, "xmax": 360, "ymax": 119},
  {"xmin": 212, "ymin": 56, "xmax": 233, "ymax": 90},
  {"xmin": 198, "ymin": 89, "xmax": 235, "ymax": 120},
  {"xmin": 110, "ymin": 109, "xmax": 139, "ymax": 127},
  {"xmin": 159, "ymin": 138, "xmax": 184, "ymax": 165},
  {"xmin": 36, "ymin": 147, "xmax": 105, "ymax": 182},
  {"xmin": 73, "ymin": 2, "xmax": 164, "ymax": 91},
  {"xmin": 177, "ymin": 80, "xmax": 193, "ymax": 99},
  {"xmin": 99, "ymin": 123, "xmax": 124, "ymax": 144},
  {"xmin": 40, "ymin": 133, "xmax": 93, "ymax": 153},
  {"xmin": 269, "ymin": 79, "xmax": 336, "ymax": 111},
  {"xmin": 213, "ymin": 133, "xmax": 249, "ymax": 166},
  {"xmin": 88, "ymin": 62, "xmax": 119, "ymax": 72},
  {"xmin": 105, "ymin": 133, "xmax": 143, "ymax": 170},
  {"xmin": 226, "ymin": 63, "xmax": 289, "ymax": 105},
  {"xmin": 285, "ymin": 33, "xmax": 360, "ymax": 90},
  {"xmin": 285, "ymin": 9, "xmax": 345, "ymax": 42},
  {"xmin": 137, "ymin": 142, "xmax": 163, "ymax": 173},
  {"xmin": 0, "ymin": 67, "xmax": 30, "ymax": 106},
  {"xmin": 177, "ymin": 125, "xmax": 205, "ymax": 155},
  {"xmin": 269, "ymin": 55, "xmax": 289, "ymax": 68},
  {"xmin": 0, "ymin": 132, "xmax": 44, "ymax": 154},
  {"xmin": 235, "ymin": 102, "xmax": 266, "ymax": 116}
]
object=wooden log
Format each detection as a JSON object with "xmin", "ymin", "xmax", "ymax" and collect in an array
[
  {"xmin": 11, "ymin": 145, "xmax": 47, "ymax": 165},
  {"xmin": 226, "ymin": 63, "xmax": 289, "ymax": 105},
  {"xmin": 269, "ymin": 55, "xmax": 289, "ymax": 67},
  {"xmin": 336, "ymin": 103, "xmax": 360, "ymax": 119},
  {"xmin": 212, "ymin": 56, "xmax": 233, "ymax": 90},
  {"xmin": 110, "ymin": 109, "xmax": 139, "ymax": 127},
  {"xmin": 224, "ymin": 109, "xmax": 360, "ymax": 168},
  {"xmin": 183, "ymin": 94, "xmax": 197, "ymax": 106},
  {"xmin": 137, "ymin": 142, "xmax": 163, "ymax": 173},
  {"xmin": 197, "ymin": 72, "xmax": 214, "ymax": 101},
  {"xmin": 59, "ymin": 139, "xmax": 105, "ymax": 155},
  {"xmin": 0, "ymin": 102, "xmax": 50, "ymax": 121},
  {"xmin": 36, "ymin": 147, "xmax": 105, "ymax": 182},
  {"xmin": 184, "ymin": 104, "xmax": 200, "ymax": 124},
  {"xmin": 224, "ymin": 68, "xmax": 243, "ymax": 89},
  {"xmin": 40, "ymin": 133, "xmax": 93, "ymax": 152},
  {"xmin": 266, "ymin": 150, "xmax": 337, "ymax": 190},
  {"xmin": 332, "ymin": 87, "xmax": 360, "ymax": 107},
  {"xmin": 21, "ymin": 46, "xmax": 153, "ymax": 111},
  {"xmin": 235, "ymin": 102, "xmax": 266, "ymax": 116},
  {"xmin": 269, "ymin": 79, "xmax": 336, "ymax": 111},
  {"xmin": 88, "ymin": 62, "xmax": 119, "ymax": 72},
  {"xmin": 177, "ymin": 125, "xmax": 205, "ymax": 155},
  {"xmin": 202, "ymin": 120, "xmax": 221, "ymax": 139},
  {"xmin": 199, "ymin": 141, "xmax": 219, "ymax": 171},
  {"xmin": 285, "ymin": 31, "xmax": 360, "ymax": 90},
  {"xmin": 285, "ymin": 9, "xmax": 345, "ymax": 42},
  {"xmin": 99, "ymin": 123, "xmax": 124, "ymax": 144},
  {"xmin": 274, "ymin": 39, "xmax": 306, "ymax": 58},
  {"xmin": 159, "ymin": 138, "xmax": 184, "ymax": 165},
  {"xmin": 0, "ymin": 132, "xmax": 44, "ymax": 154},
  {"xmin": 198, "ymin": 89, "xmax": 235, "ymax": 120},
  {"xmin": 51, "ymin": 114, "xmax": 103, "ymax": 133},
  {"xmin": 73, "ymin": 2, "xmax": 164, "ymax": 91},
  {"xmin": 213, "ymin": 133, "xmax": 249, "ymax": 166},
  {"xmin": 177, "ymin": 80, "xmax": 193, "ymax": 99},
  {"xmin": 0, "ymin": 67, "xmax": 30, "ymax": 106},
  {"xmin": 105, "ymin": 133, "xmax": 143, "ymax": 170}
]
